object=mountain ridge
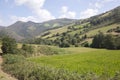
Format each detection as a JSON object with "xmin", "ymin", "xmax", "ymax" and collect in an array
[
  {"xmin": 0, "ymin": 6, "xmax": 120, "ymax": 41},
  {"xmin": 0, "ymin": 18, "xmax": 77, "ymax": 40}
]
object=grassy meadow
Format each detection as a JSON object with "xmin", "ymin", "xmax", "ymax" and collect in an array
[{"xmin": 29, "ymin": 47, "xmax": 120, "ymax": 76}]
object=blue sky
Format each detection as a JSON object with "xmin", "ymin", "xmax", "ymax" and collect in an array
[{"xmin": 0, "ymin": 0, "xmax": 120, "ymax": 26}]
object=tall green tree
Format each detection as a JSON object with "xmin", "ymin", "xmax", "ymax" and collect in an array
[
  {"xmin": 115, "ymin": 37, "xmax": 120, "ymax": 49},
  {"xmin": 91, "ymin": 32, "xmax": 105, "ymax": 48},
  {"xmin": 1, "ymin": 36, "xmax": 17, "ymax": 54},
  {"xmin": 104, "ymin": 34, "xmax": 116, "ymax": 49}
]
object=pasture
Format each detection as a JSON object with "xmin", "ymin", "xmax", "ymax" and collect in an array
[{"xmin": 29, "ymin": 47, "xmax": 120, "ymax": 76}]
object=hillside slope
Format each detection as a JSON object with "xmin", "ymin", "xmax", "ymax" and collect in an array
[
  {"xmin": 40, "ymin": 6, "xmax": 120, "ymax": 41},
  {"xmin": 0, "ymin": 18, "xmax": 76, "ymax": 40}
]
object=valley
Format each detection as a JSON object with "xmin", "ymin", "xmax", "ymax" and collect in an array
[{"xmin": 0, "ymin": 5, "xmax": 120, "ymax": 80}]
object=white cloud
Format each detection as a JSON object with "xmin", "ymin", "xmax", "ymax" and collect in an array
[
  {"xmin": 81, "ymin": 0, "xmax": 116, "ymax": 19},
  {"xmin": 94, "ymin": 2, "xmax": 102, "ymax": 9},
  {"xmin": 10, "ymin": 16, "xmax": 39, "ymax": 23},
  {"xmin": 15, "ymin": 0, "xmax": 45, "ymax": 9},
  {"xmin": 80, "ymin": 9, "xmax": 98, "ymax": 19},
  {"xmin": 61, "ymin": 6, "xmax": 68, "ymax": 13},
  {"xmin": 14, "ymin": 0, "xmax": 55, "ymax": 22},
  {"xmin": 89, "ymin": 0, "xmax": 116, "ymax": 9},
  {"xmin": 35, "ymin": 9, "xmax": 55, "ymax": 21},
  {"xmin": 59, "ymin": 6, "xmax": 76, "ymax": 18}
]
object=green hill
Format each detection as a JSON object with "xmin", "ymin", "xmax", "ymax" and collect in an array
[
  {"xmin": 0, "ymin": 18, "xmax": 76, "ymax": 41},
  {"xmin": 39, "ymin": 6, "xmax": 120, "ymax": 44}
]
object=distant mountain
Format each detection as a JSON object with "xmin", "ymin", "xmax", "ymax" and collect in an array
[
  {"xmin": 0, "ymin": 26, "xmax": 3, "ymax": 28},
  {"xmin": 0, "ymin": 26, "xmax": 4, "ymax": 30},
  {"xmin": 0, "ymin": 6, "xmax": 120, "ymax": 41},
  {"xmin": 0, "ymin": 18, "xmax": 76, "ymax": 40},
  {"xmin": 41, "ymin": 18, "xmax": 76, "ymax": 27}
]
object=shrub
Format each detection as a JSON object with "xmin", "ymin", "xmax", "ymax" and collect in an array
[
  {"xmin": 3, "ymin": 54, "xmax": 25, "ymax": 64},
  {"xmin": 1, "ymin": 36, "xmax": 17, "ymax": 54},
  {"xmin": 21, "ymin": 44, "xmax": 34, "ymax": 54},
  {"xmin": 91, "ymin": 33, "xmax": 120, "ymax": 50}
]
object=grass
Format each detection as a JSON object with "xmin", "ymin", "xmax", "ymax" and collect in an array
[
  {"xmin": 40, "ymin": 26, "xmax": 68, "ymax": 39},
  {"xmin": 81, "ymin": 23, "xmax": 119, "ymax": 37},
  {"xmin": 29, "ymin": 47, "xmax": 120, "ymax": 76},
  {"xmin": 43, "ymin": 22, "xmax": 119, "ymax": 40}
]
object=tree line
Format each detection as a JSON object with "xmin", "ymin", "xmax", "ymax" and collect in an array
[{"xmin": 91, "ymin": 32, "xmax": 120, "ymax": 50}]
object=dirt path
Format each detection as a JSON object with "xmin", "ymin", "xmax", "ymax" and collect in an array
[{"xmin": 0, "ymin": 56, "xmax": 18, "ymax": 80}]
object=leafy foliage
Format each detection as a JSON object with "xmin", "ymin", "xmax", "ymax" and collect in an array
[
  {"xmin": 1, "ymin": 36, "xmax": 17, "ymax": 54},
  {"xmin": 3, "ymin": 54, "xmax": 25, "ymax": 64},
  {"xmin": 91, "ymin": 32, "xmax": 120, "ymax": 49},
  {"xmin": 21, "ymin": 44, "xmax": 34, "ymax": 54}
]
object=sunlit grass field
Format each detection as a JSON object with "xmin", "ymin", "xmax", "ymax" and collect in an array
[{"xmin": 29, "ymin": 48, "xmax": 120, "ymax": 76}]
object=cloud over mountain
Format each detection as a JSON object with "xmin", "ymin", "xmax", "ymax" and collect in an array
[{"xmin": 14, "ymin": 0, "xmax": 55, "ymax": 22}]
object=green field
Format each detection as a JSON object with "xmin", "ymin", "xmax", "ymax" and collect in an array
[{"xmin": 29, "ymin": 48, "xmax": 120, "ymax": 76}]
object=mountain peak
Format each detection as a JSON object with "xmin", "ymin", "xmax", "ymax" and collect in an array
[
  {"xmin": 27, "ymin": 21, "xmax": 36, "ymax": 24},
  {"xmin": 15, "ymin": 21, "xmax": 25, "ymax": 24}
]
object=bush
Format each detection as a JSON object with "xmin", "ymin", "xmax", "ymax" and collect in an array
[
  {"xmin": 81, "ymin": 41, "xmax": 89, "ymax": 47},
  {"xmin": 3, "ymin": 54, "xmax": 25, "ymax": 64},
  {"xmin": 21, "ymin": 44, "xmax": 34, "ymax": 54},
  {"xmin": 1, "ymin": 36, "xmax": 17, "ymax": 54},
  {"xmin": 91, "ymin": 33, "xmax": 120, "ymax": 50}
]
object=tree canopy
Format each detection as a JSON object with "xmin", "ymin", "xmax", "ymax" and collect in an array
[{"xmin": 1, "ymin": 36, "xmax": 17, "ymax": 54}]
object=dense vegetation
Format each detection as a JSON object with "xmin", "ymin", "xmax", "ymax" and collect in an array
[
  {"xmin": 1, "ymin": 36, "xmax": 17, "ymax": 54},
  {"xmin": 25, "ymin": 32, "xmax": 88, "ymax": 47},
  {"xmin": 26, "ymin": 30, "xmax": 120, "ymax": 50},
  {"xmin": 91, "ymin": 32, "xmax": 120, "ymax": 49}
]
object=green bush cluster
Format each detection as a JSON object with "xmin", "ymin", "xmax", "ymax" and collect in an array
[
  {"xmin": 91, "ymin": 32, "xmax": 120, "ymax": 49},
  {"xmin": 1, "ymin": 36, "xmax": 17, "ymax": 54},
  {"xmin": 2, "ymin": 54, "xmax": 120, "ymax": 80},
  {"xmin": 2, "ymin": 54, "xmax": 25, "ymax": 64}
]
